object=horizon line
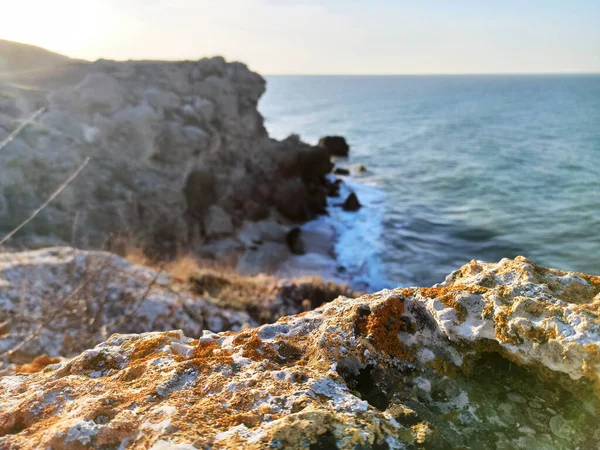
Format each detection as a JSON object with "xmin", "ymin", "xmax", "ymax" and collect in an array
[{"xmin": 264, "ymin": 71, "xmax": 600, "ymax": 77}]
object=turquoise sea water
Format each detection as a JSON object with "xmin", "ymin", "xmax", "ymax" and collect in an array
[{"xmin": 260, "ymin": 75, "xmax": 600, "ymax": 288}]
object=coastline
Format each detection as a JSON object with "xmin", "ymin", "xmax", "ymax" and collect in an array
[{"xmin": 278, "ymin": 173, "xmax": 391, "ymax": 292}]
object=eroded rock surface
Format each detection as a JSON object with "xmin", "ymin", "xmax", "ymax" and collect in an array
[
  {"xmin": 0, "ymin": 54, "xmax": 335, "ymax": 254},
  {"xmin": 0, "ymin": 247, "xmax": 254, "ymax": 363},
  {"xmin": 0, "ymin": 256, "xmax": 598, "ymax": 449},
  {"xmin": 0, "ymin": 247, "xmax": 355, "ymax": 367}
]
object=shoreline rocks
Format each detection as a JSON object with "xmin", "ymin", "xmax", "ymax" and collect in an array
[
  {"xmin": 0, "ymin": 256, "xmax": 599, "ymax": 448},
  {"xmin": 342, "ymin": 192, "xmax": 362, "ymax": 211},
  {"xmin": 318, "ymin": 135, "xmax": 350, "ymax": 157}
]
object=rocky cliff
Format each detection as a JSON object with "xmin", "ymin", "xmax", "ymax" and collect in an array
[
  {"xmin": 0, "ymin": 47, "xmax": 335, "ymax": 258},
  {"xmin": 1, "ymin": 256, "xmax": 598, "ymax": 449}
]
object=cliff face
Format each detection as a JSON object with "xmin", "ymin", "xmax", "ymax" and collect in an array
[
  {"xmin": 0, "ymin": 54, "xmax": 333, "ymax": 254},
  {"xmin": 1, "ymin": 256, "xmax": 598, "ymax": 449}
]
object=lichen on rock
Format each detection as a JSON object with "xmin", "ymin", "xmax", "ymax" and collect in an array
[{"xmin": 0, "ymin": 256, "xmax": 598, "ymax": 448}]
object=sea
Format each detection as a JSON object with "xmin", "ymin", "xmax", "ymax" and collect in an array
[{"xmin": 259, "ymin": 75, "xmax": 600, "ymax": 290}]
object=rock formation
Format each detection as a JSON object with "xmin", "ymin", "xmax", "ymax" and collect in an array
[
  {"xmin": 0, "ymin": 47, "xmax": 335, "ymax": 256},
  {"xmin": 342, "ymin": 192, "xmax": 362, "ymax": 211},
  {"xmin": 318, "ymin": 136, "xmax": 350, "ymax": 157},
  {"xmin": 1, "ymin": 256, "xmax": 598, "ymax": 449}
]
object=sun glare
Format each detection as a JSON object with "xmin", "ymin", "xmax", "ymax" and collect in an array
[{"xmin": 1, "ymin": 1, "xmax": 110, "ymax": 57}]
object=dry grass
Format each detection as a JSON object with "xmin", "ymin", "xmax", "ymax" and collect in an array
[{"xmin": 122, "ymin": 245, "xmax": 358, "ymax": 324}]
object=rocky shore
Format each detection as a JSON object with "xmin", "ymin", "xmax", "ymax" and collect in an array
[
  {"xmin": 2, "ymin": 41, "xmax": 600, "ymax": 449},
  {"xmin": 0, "ymin": 255, "xmax": 599, "ymax": 448},
  {"xmin": 0, "ymin": 41, "xmax": 361, "ymax": 286}
]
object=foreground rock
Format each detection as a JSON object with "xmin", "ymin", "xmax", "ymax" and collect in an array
[
  {"xmin": 0, "ymin": 247, "xmax": 355, "ymax": 365},
  {"xmin": 0, "ymin": 247, "xmax": 253, "ymax": 363},
  {"xmin": 1, "ymin": 256, "xmax": 599, "ymax": 449}
]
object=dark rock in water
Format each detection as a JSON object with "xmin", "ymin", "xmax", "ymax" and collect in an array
[
  {"xmin": 326, "ymin": 178, "xmax": 342, "ymax": 198},
  {"xmin": 318, "ymin": 136, "xmax": 350, "ymax": 157},
  {"xmin": 286, "ymin": 227, "xmax": 305, "ymax": 255},
  {"xmin": 333, "ymin": 167, "xmax": 350, "ymax": 175},
  {"xmin": 342, "ymin": 192, "xmax": 362, "ymax": 211},
  {"xmin": 355, "ymin": 164, "xmax": 367, "ymax": 173},
  {"xmin": 277, "ymin": 136, "xmax": 333, "ymax": 180}
]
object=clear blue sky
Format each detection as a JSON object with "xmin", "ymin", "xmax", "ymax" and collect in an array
[{"xmin": 3, "ymin": 0, "xmax": 600, "ymax": 74}]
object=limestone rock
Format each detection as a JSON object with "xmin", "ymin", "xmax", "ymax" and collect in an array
[
  {"xmin": 144, "ymin": 87, "xmax": 181, "ymax": 111},
  {"xmin": 0, "ymin": 54, "xmax": 335, "ymax": 254},
  {"xmin": 204, "ymin": 205, "xmax": 234, "ymax": 238},
  {"xmin": 0, "ymin": 256, "xmax": 598, "ymax": 449},
  {"xmin": 0, "ymin": 247, "xmax": 254, "ymax": 361},
  {"xmin": 76, "ymin": 72, "xmax": 125, "ymax": 113}
]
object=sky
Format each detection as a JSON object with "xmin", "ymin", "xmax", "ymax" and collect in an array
[{"xmin": 2, "ymin": 0, "xmax": 600, "ymax": 75}]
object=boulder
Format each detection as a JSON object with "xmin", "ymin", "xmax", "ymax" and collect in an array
[
  {"xmin": 342, "ymin": 192, "xmax": 362, "ymax": 211},
  {"xmin": 1, "ymin": 257, "xmax": 599, "ymax": 449},
  {"xmin": 334, "ymin": 167, "xmax": 350, "ymax": 175},
  {"xmin": 204, "ymin": 205, "xmax": 234, "ymax": 238},
  {"xmin": 318, "ymin": 135, "xmax": 350, "ymax": 157},
  {"xmin": 76, "ymin": 72, "xmax": 125, "ymax": 113},
  {"xmin": 193, "ymin": 97, "xmax": 215, "ymax": 122},
  {"xmin": 144, "ymin": 87, "xmax": 181, "ymax": 111},
  {"xmin": 354, "ymin": 163, "xmax": 367, "ymax": 173},
  {"xmin": 277, "ymin": 137, "xmax": 333, "ymax": 180}
]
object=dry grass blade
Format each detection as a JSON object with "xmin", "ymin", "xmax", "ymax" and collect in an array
[
  {"xmin": 0, "ymin": 157, "xmax": 91, "ymax": 246},
  {"xmin": 0, "ymin": 107, "xmax": 46, "ymax": 154}
]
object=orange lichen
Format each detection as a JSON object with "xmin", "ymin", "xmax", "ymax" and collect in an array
[
  {"xmin": 241, "ymin": 335, "xmax": 265, "ymax": 361},
  {"xmin": 15, "ymin": 355, "xmax": 61, "ymax": 374},
  {"xmin": 355, "ymin": 297, "xmax": 415, "ymax": 361},
  {"xmin": 482, "ymin": 302, "xmax": 495, "ymax": 320},
  {"xmin": 129, "ymin": 336, "xmax": 169, "ymax": 361},
  {"xmin": 411, "ymin": 422, "xmax": 433, "ymax": 444},
  {"xmin": 191, "ymin": 341, "xmax": 233, "ymax": 367},
  {"xmin": 522, "ymin": 324, "xmax": 558, "ymax": 344},
  {"xmin": 239, "ymin": 335, "xmax": 282, "ymax": 363},
  {"xmin": 494, "ymin": 308, "xmax": 521, "ymax": 345},
  {"xmin": 417, "ymin": 285, "xmax": 488, "ymax": 323},
  {"xmin": 80, "ymin": 351, "xmax": 121, "ymax": 373},
  {"xmin": 418, "ymin": 285, "xmax": 487, "ymax": 299}
]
